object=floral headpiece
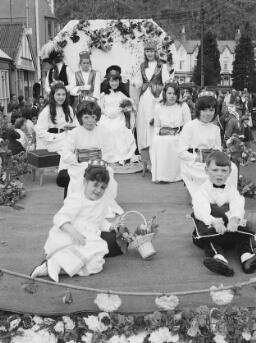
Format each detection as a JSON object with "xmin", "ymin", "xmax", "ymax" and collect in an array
[
  {"xmin": 143, "ymin": 38, "xmax": 158, "ymax": 51},
  {"xmin": 81, "ymin": 95, "xmax": 97, "ymax": 102},
  {"xmin": 198, "ymin": 90, "xmax": 216, "ymax": 98},
  {"xmin": 50, "ymin": 80, "xmax": 65, "ymax": 88},
  {"xmin": 88, "ymin": 159, "xmax": 108, "ymax": 168}
]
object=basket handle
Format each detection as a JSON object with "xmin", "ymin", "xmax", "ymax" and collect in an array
[{"xmin": 120, "ymin": 210, "xmax": 148, "ymax": 232}]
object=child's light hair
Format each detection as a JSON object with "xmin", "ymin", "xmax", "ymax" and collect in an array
[{"xmin": 205, "ymin": 150, "xmax": 231, "ymax": 168}]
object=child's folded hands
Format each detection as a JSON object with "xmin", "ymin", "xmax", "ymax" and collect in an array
[
  {"xmin": 226, "ymin": 217, "xmax": 239, "ymax": 232},
  {"xmin": 212, "ymin": 218, "xmax": 226, "ymax": 234}
]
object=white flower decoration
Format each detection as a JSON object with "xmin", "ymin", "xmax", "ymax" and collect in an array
[
  {"xmin": 210, "ymin": 285, "xmax": 234, "ymax": 306},
  {"xmin": 98, "ymin": 312, "xmax": 112, "ymax": 331},
  {"xmin": 107, "ymin": 334, "xmax": 127, "ymax": 343},
  {"xmin": 213, "ymin": 333, "xmax": 228, "ymax": 343},
  {"xmin": 81, "ymin": 332, "xmax": 93, "ymax": 343},
  {"xmin": 32, "ymin": 316, "xmax": 44, "ymax": 325},
  {"xmin": 94, "ymin": 293, "xmax": 122, "ymax": 312},
  {"xmin": 9, "ymin": 318, "xmax": 21, "ymax": 331},
  {"xmin": 0, "ymin": 326, "xmax": 7, "ymax": 332},
  {"xmin": 44, "ymin": 317, "xmax": 55, "ymax": 325},
  {"xmin": 242, "ymin": 331, "xmax": 252, "ymax": 341},
  {"xmin": 127, "ymin": 332, "xmax": 147, "ymax": 343},
  {"xmin": 53, "ymin": 321, "xmax": 65, "ymax": 333},
  {"xmin": 84, "ymin": 315, "xmax": 101, "ymax": 331},
  {"xmin": 149, "ymin": 327, "xmax": 179, "ymax": 343},
  {"xmin": 62, "ymin": 316, "xmax": 75, "ymax": 330},
  {"xmin": 12, "ymin": 328, "xmax": 57, "ymax": 343},
  {"xmin": 155, "ymin": 295, "xmax": 179, "ymax": 311}
]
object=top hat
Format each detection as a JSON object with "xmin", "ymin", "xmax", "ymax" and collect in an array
[{"xmin": 105, "ymin": 65, "xmax": 121, "ymax": 78}]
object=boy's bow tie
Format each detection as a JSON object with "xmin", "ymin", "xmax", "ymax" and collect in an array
[{"xmin": 213, "ymin": 184, "xmax": 226, "ymax": 189}]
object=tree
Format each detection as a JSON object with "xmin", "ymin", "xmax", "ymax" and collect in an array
[
  {"xmin": 232, "ymin": 23, "xmax": 256, "ymax": 91},
  {"xmin": 192, "ymin": 30, "xmax": 221, "ymax": 87}
]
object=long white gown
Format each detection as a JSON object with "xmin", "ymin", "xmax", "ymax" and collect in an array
[
  {"xmin": 44, "ymin": 191, "xmax": 111, "ymax": 282},
  {"xmin": 100, "ymin": 90, "xmax": 136, "ymax": 162},
  {"xmin": 136, "ymin": 62, "xmax": 170, "ymax": 151},
  {"xmin": 178, "ymin": 119, "xmax": 238, "ymax": 197},
  {"xmin": 150, "ymin": 102, "xmax": 191, "ymax": 182}
]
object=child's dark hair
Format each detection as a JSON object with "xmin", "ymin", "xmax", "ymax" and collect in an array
[
  {"xmin": 195, "ymin": 95, "xmax": 217, "ymax": 121},
  {"xmin": 103, "ymin": 75, "xmax": 127, "ymax": 95},
  {"xmin": 161, "ymin": 82, "xmax": 180, "ymax": 104},
  {"xmin": 14, "ymin": 117, "xmax": 26, "ymax": 129},
  {"xmin": 76, "ymin": 100, "xmax": 101, "ymax": 125},
  {"xmin": 84, "ymin": 165, "xmax": 110, "ymax": 185},
  {"xmin": 206, "ymin": 150, "xmax": 231, "ymax": 168},
  {"xmin": 49, "ymin": 82, "xmax": 72, "ymax": 124}
]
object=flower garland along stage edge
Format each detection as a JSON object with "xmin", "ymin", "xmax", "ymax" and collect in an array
[
  {"xmin": 43, "ymin": 19, "xmax": 174, "ymax": 84},
  {"xmin": 3, "ymin": 306, "xmax": 256, "ymax": 343},
  {"xmin": 2, "ymin": 268, "xmax": 256, "ymax": 342}
]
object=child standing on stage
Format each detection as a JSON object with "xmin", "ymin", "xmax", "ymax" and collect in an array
[
  {"xmin": 31, "ymin": 162, "xmax": 119, "ymax": 282},
  {"xmin": 192, "ymin": 151, "xmax": 256, "ymax": 276}
]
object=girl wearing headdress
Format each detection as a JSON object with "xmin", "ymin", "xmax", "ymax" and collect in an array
[
  {"xmin": 178, "ymin": 91, "xmax": 238, "ymax": 198},
  {"xmin": 35, "ymin": 82, "xmax": 77, "ymax": 152},
  {"xmin": 100, "ymin": 68, "xmax": 136, "ymax": 165},
  {"xmin": 70, "ymin": 51, "xmax": 101, "ymax": 105},
  {"xmin": 31, "ymin": 162, "xmax": 123, "ymax": 282},
  {"xmin": 136, "ymin": 39, "xmax": 170, "ymax": 152}
]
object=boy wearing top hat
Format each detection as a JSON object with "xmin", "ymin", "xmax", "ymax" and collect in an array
[{"xmin": 192, "ymin": 150, "xmax": 256, "ymax": 276}]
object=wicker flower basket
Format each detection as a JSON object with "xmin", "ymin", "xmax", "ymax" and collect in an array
[{"xmin": 121, "ymin": 210, "xmax": 157, "ymax": 260}]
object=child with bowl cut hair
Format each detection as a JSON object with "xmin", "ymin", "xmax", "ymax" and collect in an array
[{"xmin": 192, "ymin": 150, "xmax": 256, "ymax": 276}]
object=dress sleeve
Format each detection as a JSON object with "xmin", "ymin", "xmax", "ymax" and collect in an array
[
  {"xmin": 53, "ymin": 194, "xmax": 82, "ymax": 228},
  {"xmin": 69, "ymin": 71, "xmax": 80, "ymax": 96},
  {"xmin": 44, "ymin": 71, "xmax": 51, "ymax": 95},
  {"xmin": 93, "ymin": 71, "xmax": 101, "ymax": 101},
  {"xmin": 65, "ymin": 66, "xmax": 73, "ymax": 93},
  {"xmin": 35, "ymin": 106, "xmax": 57, "ymax": 143},
  {"xmin": 161, "ymin": 63, "xmax": 171, "ymax": 84},
  {"xmin": 181, "ymin": 103, "xmax": 192, "ymax": 125},
  {"xmin": 214, "ymin": 125, "xmax": 222, "ymax": 149},
  {"xmin": 178, "ymin": 121, "xmax": 196, "ymax": 162},
  {"xmin": 61, "ymin": 128, "xmax": 79, "ymax": 166}
]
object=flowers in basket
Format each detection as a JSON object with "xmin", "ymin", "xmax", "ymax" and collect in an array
[{"xmin": 115, "ymin": 211, "xmax": 159, "ymax": 259}]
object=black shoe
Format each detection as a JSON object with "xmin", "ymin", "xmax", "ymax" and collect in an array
[
  {"xmin": 203, "ymin": 257, "xmax": 234, "ymax": 276},
  {"xmin": 242, "ymin": 255, "xmax": 256, "ymax": 273}
]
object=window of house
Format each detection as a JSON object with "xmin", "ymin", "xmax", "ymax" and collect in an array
[
  {"xmin": 179, "ymin": 60, "xmax": 185, "ymax": 70},
  {"xmin": 48, "ymin": 20, "xmax": 53, "ymax": 40}
]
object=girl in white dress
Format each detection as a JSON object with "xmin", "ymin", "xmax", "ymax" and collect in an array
[
  {"xmin": 178, "ymin": 91, "xmax": 238, "ymax": 198},
  {"xmin": 100, "ymin": 70, "xmax": 136, "ymax": 164},
  {"xmin": 35, "ymin": 82, "xmax": 76, "ymax": 152},
  {"xmin": 136, "ymin": 39, "xmax": 170, "ymax": 151},
  {"xmin": 31, "ymin": 162, "xmax": 118, "ymax": 282},
  {"xmin": 150, "ymin": 82, "xmax": 191, "ymax": 182}
]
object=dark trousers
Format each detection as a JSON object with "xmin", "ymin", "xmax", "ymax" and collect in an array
[{"xmin": 192, "ymin": 204, "xmax": 254, "ymax": 260}]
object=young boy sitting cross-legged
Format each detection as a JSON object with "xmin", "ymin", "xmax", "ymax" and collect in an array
[{"xmin": 192, "ymin": 150, "xmax": 256, "ymax": 276}]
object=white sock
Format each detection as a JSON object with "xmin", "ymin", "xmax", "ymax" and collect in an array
[
  {"xmin": 214, "ymin": 254, "xmax": 228, "ymax": 264},
  {"xmin": 31, "ymin": 262, "xmax": 48, "ymax": 278},
  {"xmin": 241, "ymin": 252, "xmax": 255, "ymax": 263},
  {"xmin": 47, "ymin": 258, "xmax": 61, "ymax": 282}
]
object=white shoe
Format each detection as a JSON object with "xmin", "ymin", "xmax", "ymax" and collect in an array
[
  {"xmin": 47, "ymin": 258, "xmax": 61, "ymax": 283},
  {"xmin": 31, "ymin": 262, "xmax": 48, "ymax": 278}
]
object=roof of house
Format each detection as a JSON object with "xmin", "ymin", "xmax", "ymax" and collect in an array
[
  {"xmin": 0, "ymin": 48, "xmax": 11, "ymax": 60},
  {"xmin": 0, "ymin": 23, "xmax": 23, "ymax": 60},
  {"xmin": 175, "ymin": 39, "xmax": 237, "ymax": 54}
]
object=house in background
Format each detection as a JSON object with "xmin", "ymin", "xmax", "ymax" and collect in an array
[
  {"xmin": 0, "ymin": 49, "xmax": 12, "ymax": 114},
  {"xmin": 173, "ymin": 27, "xmax": 241, "ymax": 87},
  {"xmin": 0, "ymin": 23, "xmax": 36, "ymax": 99},
  {"xmin": 0, "ymin": 0, "xmax": 59, "ymax": 87}
]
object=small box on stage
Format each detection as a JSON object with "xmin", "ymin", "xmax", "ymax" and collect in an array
[
  {"xmin": 76, "ymin": 148, "xmax": 102, "ymax": 163},
  {"xmin": 27, "ymin": 149, "xmax": 60, "ymax": 168}
]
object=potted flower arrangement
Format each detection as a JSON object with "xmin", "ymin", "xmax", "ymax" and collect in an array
[{"xmin": 115, "ymin": 210, "xmax": 159, "ymax": 259}]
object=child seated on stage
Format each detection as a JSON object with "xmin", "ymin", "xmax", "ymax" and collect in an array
[
  {"xmin": 192, "ymin": 150, "xmax": 256, "ymax": 276},
  {"xmin": 31, "ymin": 161, "xmax": 121, "ymax": 282}
]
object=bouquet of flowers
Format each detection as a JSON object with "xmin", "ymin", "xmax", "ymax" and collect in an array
[
  {"xmin": 119, "ymin": 99, "xmax": 134, "ymax": 129},
  {"xmin": 115, "ymin": 211, "xmax": 159, "ymax": 259}
]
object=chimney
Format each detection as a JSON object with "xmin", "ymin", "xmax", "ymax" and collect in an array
[
  {"xmin": 181, "ymin": 26, "xmax": 186, "ymax": 42},
  {"xmin": 235, "ymin": 28, "xmax": 241, "ymax": 43}
]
